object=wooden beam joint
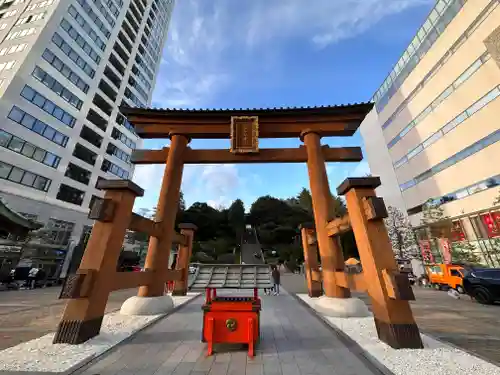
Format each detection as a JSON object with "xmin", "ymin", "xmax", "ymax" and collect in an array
[
  {"xmin": 326, "ymin": 215, "xmax": 351, "ymax": 237},
  {"xmin": 59, "ymin": 269, "xmax": 96, "ymax": 299},
  {"xmin": 363, "ymin": 196, "xmax": 388, "ymax": 221},
  {"xmin": 127, "ymin": 213, "xmax": 187, "ymax": 245},
  {"xmin": 88, "ymin": 198, "xmax": 116, "ymax": 222},
  {"xmin": 381, "ymin": 269, "xmax": 415, "ymax": 300}
]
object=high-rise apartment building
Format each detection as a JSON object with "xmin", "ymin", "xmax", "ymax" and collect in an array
[
  {"xmin": 360, "ymin": 0, "xmax": 500, "ymax": 265},
  {"xmin": 0, "ymin": 0, "xmax": 174, "ymax": 276}
]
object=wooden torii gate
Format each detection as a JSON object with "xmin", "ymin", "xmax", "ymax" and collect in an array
[
  {"xmin": 301, "ymin": 177, "xmax": 423, "ymax": 349},
  {"xmin": 53, "ymin": 103, "xmax": 420, "ymax": 349}
]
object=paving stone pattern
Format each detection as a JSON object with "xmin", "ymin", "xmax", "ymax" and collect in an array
[{"xmin": 75, "ymin": 290, "xmax": 381, "ymax": 375}]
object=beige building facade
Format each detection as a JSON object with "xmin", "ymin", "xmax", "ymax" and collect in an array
[{"xmin": 362, "ymin": 0, "xmax": 500, "ymax": 266}]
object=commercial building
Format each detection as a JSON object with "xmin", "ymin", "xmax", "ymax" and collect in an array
[
  {"xmin": 0, "ymin": 0, "xmax": 175, "ymax": 277},
  {"xmin": 360, "ymin": 0, "xmax": 500, "ymax": 265}
]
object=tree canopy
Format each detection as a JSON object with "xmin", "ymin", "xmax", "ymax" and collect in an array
[{"xmin": 134, "ymin": 187, "xmax": 353, "ymax": 264}]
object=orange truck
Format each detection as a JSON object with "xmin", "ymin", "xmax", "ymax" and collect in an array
[{"xmin": 425, "ymin": 264, "xmax": 466, "ymax": 293}]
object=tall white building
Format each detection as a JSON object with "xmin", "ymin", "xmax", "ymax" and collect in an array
[{"xmin": 0, "ymin": 0, "xmax": 174, "ymax": 276}]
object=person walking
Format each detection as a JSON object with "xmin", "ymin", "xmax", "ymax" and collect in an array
[
  {"xmin": 27, "ymin": 267, "xmax": 39, "ymax": 289},
  {"xmin": 271, "ymin": 265, "xmax": 281, "ymax": 296}
]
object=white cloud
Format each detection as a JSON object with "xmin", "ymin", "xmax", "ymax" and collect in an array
[
  {"xmin": 153, "ymin": 0, "xmax": 433, "ymax": 108},
  {"xmin": 133, "ymin": 162, "xmax": 261, "ymax": 212}
]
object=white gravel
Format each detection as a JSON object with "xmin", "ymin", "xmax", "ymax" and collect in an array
[
  {"xmin": 0, "ymin": 293, "xmax": 200, "ymax": 374},
  {"xmin": 298, "ymin": 294, "xmax": 500, "ymax": 375}
]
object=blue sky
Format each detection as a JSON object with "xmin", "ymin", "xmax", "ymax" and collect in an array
[{"xmin": 132, "ymin": 0, "xmax": 433, "ymax": 212}]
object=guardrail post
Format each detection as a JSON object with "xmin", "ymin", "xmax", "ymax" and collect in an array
[{"xmin": 53, "ymin": 180, "xmax": 143, "ymax": 344}]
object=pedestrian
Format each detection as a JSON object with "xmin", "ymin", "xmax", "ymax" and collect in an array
[
  {"xmin": 271, "ymin": 265, "xmax": 281, "ymax": 296},
  {"xmin": 27, "ymin": 267, "xmax": 39, "ymax": 289}
]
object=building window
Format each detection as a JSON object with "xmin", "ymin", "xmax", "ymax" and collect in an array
[
  {"xmin": 46, "ymin": 218, "xmax": 75, "ymax": 246},
  {"xmin": 67, "ymin": 6, "xmax": 106, "ymax": 51},
  {"xmin": 80, "ymin": 125, "xmax": 103, "ymax": 148},
  {"xmin": 395, "ymin": 85, "xmax": 500, "ymax": 170},
  {"xmin": 89, "ymin": 0, "xmax": 116, "ymax": 27},
  {"xmin": 377, "ymin": 0, "xmax": 490, "ymax": 118},
  {"xmin": 402, "ymin": 130, "xmax": 500, "ymax": 192},
  {"xmin": 56, "ymin": 183, "xmax": 85, "ymax": 206},
  {"xmin": 0, "ymin": 43, "xmax": 27, "ymax": 56},
  {"xmin": 111, "ymin": 127, "xmax": 136, "ymax": 149},
  {"xmin": 116, "ymin": 113, "xmax": 137, "ymax": 135},
  {"xmin": 60, "ymin": 18, "xmax": 101, "ymax": 64},
  {"xmin": 101, "ymin": 159, "xmax": 129, "ymax": 179},
  {"xmin": 0, "ymin": 59, "xmax": 16, "ymax": 73},
  {"xmin": 20, "ymin": 85, "xmax": 76, "ymax": 127},
  {"xmin": 373, "ymin": 0, "xmax": 467, "ymax": 111},
  {"xmin": 5, "ymin": 28, "xmax": 37, "ymax": 41},
  {"xmin": 65, "ymin": 163, "xmax": 91, "ymax": 185},
  {"xmin": 15, "ymin": 11, "xmax": 46, "ymax": 26},
  {"xmin": 86, "ymin": 108, "xmax": 108, "ymax": 132},
  {"xmin": 32, "ymin": 66, "xmax": 83, "ymax": 110},
  {"xmin": 8, "ymin": 106, "xmax": 69, "ymax": 147},
  {"xmin": 0, "ymin": 160, "xmax": 51, "ymax": 191},
  {"xmin": 106, "ymin": 142, "xmax": 131, "ymax": 164},
  {"xmin": 51, "ymin": 32, "xmax": 95, "ymax": 78},
  {"xmin": 41, "ymin": 49, "xmax": 89, "ymax": 93},
  {"xmin": 72, "ymin": 143, "xmax": 97, "ymax": 166},
  {"xmin": 26, "ymin": 0, "xmax": 54, "ymax": 11},
  {"xmin": 388, "ymin": 52, "xmax": 491, "ymax": 148},
  {"xmin": 0, "ymin": 129, "xmax": 60, "ymax": 168},
  {"xmin": 74, "ymin": 0, "xmax": 111, "ymax": 38},
  {"xmin": 0, "ymin": 9, "xmax": 18, "ymax": 18}
]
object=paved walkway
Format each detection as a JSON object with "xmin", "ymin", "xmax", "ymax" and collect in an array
[{"xmin": 74, "ymin": 290, "xmax": 383, "ymax": 375}]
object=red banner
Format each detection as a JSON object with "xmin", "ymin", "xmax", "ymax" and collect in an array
[
  {"xmin": 480, "ymin": 212, "xmax": 500, "ymax": 238},
  {"xmin": 439, "ymin": 238, "xmax": 452, "ymax": 264},
  {"xmin": 450, "ymin": 220, "xmax": 466, "ymax": 242},
  {"xmin": 419, "ymin": 240, "xmax": 434, "ymax": 263}
]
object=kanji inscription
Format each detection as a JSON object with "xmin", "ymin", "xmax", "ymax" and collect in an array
[{"xmin": 230, "ymin": 116, "xmax": 259, "ymax": 154}]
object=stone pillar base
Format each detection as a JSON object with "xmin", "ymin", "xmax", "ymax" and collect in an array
[
  {"xmin": 171, "ymin": 290, "xmax": 187, "ymax": 296},
  {"xmin": 374, "ymin": 318, "xmax": 424, "ymax": 349},
  {"xmin": 314, "ymin": 296, "xmax": 370, "ymax": 318},
  {"xmin": 53, "ymin": 316, "xmax": 103, "ymax": 344},
  {"xmin": 120, "ymin": 295, "xmax": 174, "ymax": 316}
]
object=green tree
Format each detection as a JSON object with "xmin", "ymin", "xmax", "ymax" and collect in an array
[
  {"xmin": 227, "ymin": 199, "xmax": 245, "ymax": 244},
  {"xmin": 297, "ymin": 188, "xmax": 313, "ymax": 213},
  {"xmin": 178, "ymin": 191, "xmax": 186, "ymax": 212},
  {"xmin": 293, "ymin": 187, "xmax": 346, "ymax": 219},
  {"xmin": 384, "ymin": 206, "xmax": 416, "ymax": 259},
  {"xmin": 420, "ymin": 199, "xmax": 449, "ymax": 226},
  {"xmin": 450, "ymin": 241, "xmax": 482, "ymax": 265}
]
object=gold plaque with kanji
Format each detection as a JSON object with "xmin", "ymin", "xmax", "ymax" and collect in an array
[{"xmin": 230, "ymin": 116, "xmax": 259, "ymax": 154}]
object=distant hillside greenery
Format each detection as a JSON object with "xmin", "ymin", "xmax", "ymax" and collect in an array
[{"xmin": 135, "ymin": 189, "xmax": 358, "ymax": 265}]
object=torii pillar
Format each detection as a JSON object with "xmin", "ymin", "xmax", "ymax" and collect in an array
[{"xmin": 138, "ymin": 133, "xmax": 190, "ymax": 297}]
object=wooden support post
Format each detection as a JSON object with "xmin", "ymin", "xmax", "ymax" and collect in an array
[
  {"xmin": 54, "ymin": 180, "xmax": 143, "ymax": 344},
  {"xmin": 139, "ymin": 134, "xmax": 189, "ymax": 297},
  {"xmin": 301, "ymin": 130, "xmax": 350, "ymax": 298},
  {"xmin": 338, "ymin": 177, "xmax": 423, "ymax": 349},
  {"xmin": 172, "ymin": 223, "xmax": 197, "ymax": 296},
  {"xmin": 299, "ymin": 223, "xmax": 322, "ymax": 297}
]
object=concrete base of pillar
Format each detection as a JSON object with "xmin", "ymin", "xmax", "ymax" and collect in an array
[
  {"xmin": 120, "ymin": 295, "xmax": 174, "ymax": 316},
  {"xmin": 314, "ymin": 296, "xmax": 370, "ymax": 318}
]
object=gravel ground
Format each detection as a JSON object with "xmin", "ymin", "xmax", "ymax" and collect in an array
[
  {"xmin": 298, "ymin": 294, "xmax": 500, "ymax": 375},
  {"xmin": 281, "ymin": 273, "xmax": 500, "ymax": 366},
  {"xmin": 0, "ymin": 294, "xmax": 200, "ymax": 373},
  {"xmin": 0, "ymin": 287, "xmax": 139, "ymax": 350}
]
